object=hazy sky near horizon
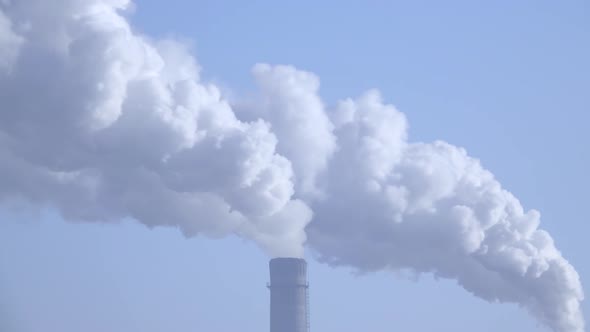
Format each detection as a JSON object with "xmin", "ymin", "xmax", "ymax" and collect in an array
[{"xmin": 1, "ymin": 1, "xmax": 589, "ymax": 331}]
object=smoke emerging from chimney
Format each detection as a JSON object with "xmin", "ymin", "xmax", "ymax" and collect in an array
[{"xmin": 0, "ymin": 1, "xmax": 584, "ymax": 331}]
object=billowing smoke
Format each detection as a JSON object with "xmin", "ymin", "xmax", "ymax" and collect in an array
[{"xmin": 0, "ymin": 1, "xmax": 584, "ymax": 331}]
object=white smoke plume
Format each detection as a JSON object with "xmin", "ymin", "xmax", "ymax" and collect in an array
[{"xmin": 0, "ymin": 1, "xmax": 584, "ymax": 331}]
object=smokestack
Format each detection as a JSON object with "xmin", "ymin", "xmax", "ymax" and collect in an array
[{"xmin": 268, "ymin": 258, "xmax": 309, "ymax": 332}]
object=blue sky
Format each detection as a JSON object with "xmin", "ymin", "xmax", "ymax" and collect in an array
[{"xmin": 1, "ymin": 1, "xmax": 588, "ymax": 331}]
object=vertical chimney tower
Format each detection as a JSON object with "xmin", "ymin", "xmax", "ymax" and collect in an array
[{"xmin": 268, "ymin": 258, "xmax": 309, "ymax": 332}]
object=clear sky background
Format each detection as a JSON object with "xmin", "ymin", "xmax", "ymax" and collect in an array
[{"xmin": 1, "ymin": 1, "xmax": 588, "ymax": 331}]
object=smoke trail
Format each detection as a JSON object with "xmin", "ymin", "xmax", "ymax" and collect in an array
[
  {"xmin": 0, "ymin": 1, "xmax": 584, "ymax": 331},
  {"xmin": 0, "ymin": 0, "xmax": 311, "ymax": 257}
]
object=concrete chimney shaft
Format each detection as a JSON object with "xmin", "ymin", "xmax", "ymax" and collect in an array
[{"xmin": 268, "ymin": 258, "xmax": 309, "ymax": 332}]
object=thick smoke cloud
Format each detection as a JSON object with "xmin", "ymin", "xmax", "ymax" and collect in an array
[
  {"xmin": 307, "ymin": 92, "xmax": 584, "ymax": 332},
  {"xmin": 0, "ymin": 0, "xmax": 311, "ymax": 257},
  {"xmin": 0, "ymin": 1, "xmax": 584, "ymax": 331}
]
